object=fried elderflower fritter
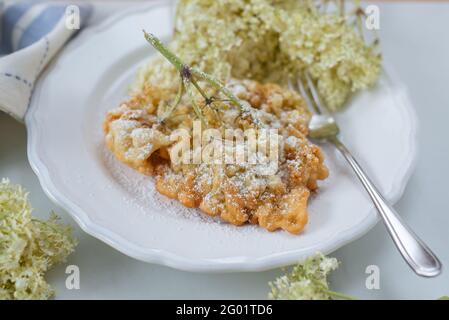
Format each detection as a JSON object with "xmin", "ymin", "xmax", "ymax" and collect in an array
[{"xmin": 104, "ymin": 75, "xmax": 328, "ymax": 234}]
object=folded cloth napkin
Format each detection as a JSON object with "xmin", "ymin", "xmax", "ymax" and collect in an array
[{"xmin": 0, "ymin": 0, "xmax": 92, "ymax": 121}]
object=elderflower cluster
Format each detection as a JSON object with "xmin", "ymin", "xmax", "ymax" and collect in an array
[
  {"xmin": 0, "ymin": 179, "xmax": 77, "ymax": 300},
  {"xmin": 269, "ymin": 253, "xmax": 339, "ymax": 300},
  {"xmin": 134, "ymin": 0, "xmax": 381, "ymax": 111}
]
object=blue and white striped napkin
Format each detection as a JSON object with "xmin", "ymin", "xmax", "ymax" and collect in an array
[{"xmin": 0, "ymin": 1, "xmax": 92, "ymax": 120}]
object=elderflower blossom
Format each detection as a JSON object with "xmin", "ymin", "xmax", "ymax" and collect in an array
[
  {"xmin": 134, "ymin": 0, "xmax": 381, "ymax": 111},
  {"xmin": 269, "ymin": 253, "xmax": 339, "ymax": 300},
  {"xmin": 0, "ymin": 179, "xmax": 77, "ymax": 300}
]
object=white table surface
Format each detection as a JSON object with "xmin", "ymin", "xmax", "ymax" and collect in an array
[{"xmin": 1, "ymin": 2, "xmax": 448, "ymax": 299}]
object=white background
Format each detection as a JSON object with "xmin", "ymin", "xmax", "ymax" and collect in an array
[{"xmin": 0, "ymin": 1, "xmax": 448, "ymax": 299}]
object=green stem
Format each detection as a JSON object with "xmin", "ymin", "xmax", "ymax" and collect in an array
[
  {"xmin": 339, "ymin": 0, "xmax": 345, "ymax": 16},
  {"xmin": 324, "ymin": 289, "xmax": 357, "ymax": 300},
  {"xmin": 190, "ymin": 68, "xmax": 242, "ymax": 109},
  {"xmin": 160, "ymin": 78, "xmax": 185, "ymax": 121},
  {"xmin": 143, "ymin": 30, "xmax": 261, "ymax": 126},
  {"xmin": 143, "ymin": 31, "xmax": 184, "ymax": 71},
  {"xmin": 186, "ymin": 82, "xmax": 206, "ymax": 126},
  {"xmin": 310, "ymin": 278, "xmax": 357, "ymax": 300},
  {"xmin": 190, "ymin": 78, "xmax": 209, "ymax": 101},
  {"xmin": 191, "ymin": 68, "xmax": 263, "ymax": 126}
]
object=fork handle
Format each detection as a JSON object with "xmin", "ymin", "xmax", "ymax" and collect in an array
[{"xmin": 330, "ymin": 137, "xmax": 442, "ymax": 277}]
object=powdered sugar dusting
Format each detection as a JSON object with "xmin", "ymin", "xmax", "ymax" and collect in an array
[{"xmin": 102, "ymin": 145, "xmax": 220, "ymax": 224}]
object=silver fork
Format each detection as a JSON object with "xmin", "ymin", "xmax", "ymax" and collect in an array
[{"xmin": 291, "ymin": 74, "xmax": 442, "ymax": 277}]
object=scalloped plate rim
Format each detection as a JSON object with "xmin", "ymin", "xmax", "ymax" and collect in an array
[{"xmin": 24, "ymin": 2, "xmax": 418, "ymax": 272}]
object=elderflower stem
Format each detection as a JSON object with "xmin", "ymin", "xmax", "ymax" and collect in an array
[
  {"xmin": 189, "ymin": 68, "xmax": 262, "ymax": 126},
  {"xmin": 189, "ymin": 68, "xmax": 240, "ymax": 107},
  {"xmin": 186, "ymin": 82, "xmax": 207, "ymax": 126},
  {"xmin": 339, "ymin": 0, "xmax": 345, "ymax": 16},
  {"xmin": 190, "ymin": 77, "xmax": 209, "ymax": 101},
  {"xmin": 143, "ymin": 30, "xmax": 184, "ymax": 72},
  {"xmin": 143, "ymin": 30, "xmax": 261, "ymax": 126},
  {"xmin": 325, "ymin": 290, "xmax": 357, "ymax": 300},
  {"xmin": 160, "ymin": 79, "xmax": 185, "ymax": 121}
]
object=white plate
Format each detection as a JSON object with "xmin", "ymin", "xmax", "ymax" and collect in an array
[{"xmin": 26, "ymin": 3, "xmax": 418, "ymax": 272}]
